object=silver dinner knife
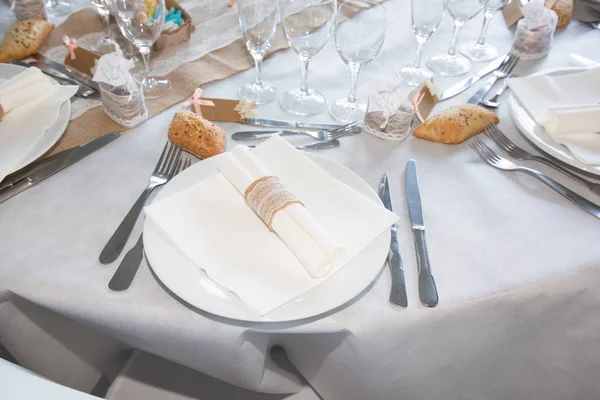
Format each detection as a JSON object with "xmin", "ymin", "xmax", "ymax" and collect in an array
[
  {"xmin": 378, "ymin": 173, "xmax": 408, "ymax": 308},
  {"xmin": 438, "ymin": 56, "xmax": 505, "ymax": 101},
  {"xmin": 244, "ymin": 118, "xmax": 343, "ymax": 131},
  {"xmin": 34, "ymin": 54, "xmax": 100, "ymax": 92},
  {"xmin": 405, "ymin": 160, "xmax": 438, "ymax": 307},
  {"xmin": 0, "ymin": 133, "xmax": 120, "ymax": 203}
]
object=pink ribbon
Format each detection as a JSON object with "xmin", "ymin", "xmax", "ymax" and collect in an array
[
  {"xmin": 181, "ymin": 88, "xmax": 215, "ymax": 118},
  {"xmin": 62, "ymin": 36, "xmax": 79, "ymax": 61}
]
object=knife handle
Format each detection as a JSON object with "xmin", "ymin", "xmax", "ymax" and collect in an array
[
  {"xmin": 388, "ymin": 250, "xmax": 408, "ymax": 308},
  {"xmin": 413, "ymin": 229, "xmax": 438, "ymax": 307},
  {"xmin": 108, "ymin": 234, "xmax": 144, "ymax": 291},
  {"xmin": 0, "ymin": 178, "xmax": 32, "ymax": 204},
  {"xmin": 232, "ymin": 131, "xmax": 285, "ymax": 140}
]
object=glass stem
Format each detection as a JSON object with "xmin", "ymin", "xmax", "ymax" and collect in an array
[
  {"xmin": 348, "ymin": 65, "xmax": 360, "ymax": 104},
  {"xmin": 253, "ymin": 55, "xmax": 264, "ymax": 87},
  {"xmin": 139, "ymin": 48, "xmax": 153, "ymax": 82},
  {"xmin": 477, "ymin": 10, "xmax": 496, "ymax": 46},
  {"xmin": 299, "ymin": 56, "xmax": 310, "ymax": 94},
  {"xmin": 414, "ymin": 35, "xmax": 427, "ymax": 68},
  {"xmin": 448, "ymin": 21, "xmax": 464, "ymax": 56}
]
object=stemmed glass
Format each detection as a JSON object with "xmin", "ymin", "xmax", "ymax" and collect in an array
[
  {"xmin": 280, "ymin": 0, "xmax": 336, "ymax": 116},
  {"xmin": 45, "ymin": 0, "xmax": 72, "ymax": 17},
  {"xmin": 114, "ymin": 0, "xmax": 171, "ymax": 99},
  {"xmin": 460, "ymin": 0, "xmax": 511, "ymax": 61},
  {"xmin": 397, "ymin": 0, "xmax": 447, "ymax": 86},
  {"xmin": 237, "ymin": 0, "xmax": 278, "ymax": 104},
  {"xmin": 428, "ymin": 0, "xmax": 486, "ymax": 76},
  {"xmin": 329, "ymin": 0, "xmax": 386, "ymax": 123},
  {"xmin": 91, "ymin": 0, "xmax": 116, "ymax": 54}
]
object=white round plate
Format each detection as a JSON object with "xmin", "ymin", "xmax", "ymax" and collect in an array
[
  {"xmin": 0, "ymin": 63, "xmax": 71, "ymax": 173},
  {"xmin": 143, "ymin": 153, "xmax": 390, "ymax": 323},
  {"xmin": 508, "ymin": 66, "xmax": 600, "ymax": 177}
]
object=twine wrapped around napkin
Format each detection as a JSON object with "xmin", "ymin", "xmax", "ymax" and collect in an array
[{"xmin": 216, "ymin": 146, "xmax": 346, "ymax": 278}]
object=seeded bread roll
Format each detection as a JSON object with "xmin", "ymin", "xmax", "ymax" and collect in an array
[
  {"xmin": 413, "ymin": 104, "xmax": 499, "ymax": 144},
  {"xmin": 0, "ymin": 20, "xmax": 54, "ymax": 63},
  {"xmin": 545, "ymin": 0, "xmax": 574, "ymax": 29},
  {"xmin": 168, "ymin": 110, "xmax": 227, "ymax": 159}
]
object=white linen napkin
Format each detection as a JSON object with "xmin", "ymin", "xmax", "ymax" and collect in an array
[
  {"xmin": 507, "ymin": 68, "xmax": 600, "ymax": 164},
  {"xmin": 144, "ymin": 136, "xmax": 398, "ymax": 315},
  {"xmin": 216, "ymin": 146, "xmax": 346, "ymax": 278},
  {"xmin": 0, "ymin": 67, "xmax": 77, "ymax": 181}
]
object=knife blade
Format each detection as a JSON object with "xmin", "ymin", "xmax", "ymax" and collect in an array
[
  {"xmin": 0, "ymin": 132, "xmax": 120, "ymax": 204},
  {"xmin": 10, "ymin": 61, "xmax": 96, "ymax": 98},
  {"xmin": 244, "ymin": 118, "xmax": 343, "ymax": 131},
  {"xmin": 378, "ymin": 173, "xmax": 408, "ymax": 308},
  {"xmin": 438, "ymin": 56, "xmax": 505, "ymax": 101},
  {"xmin": 405, "ymin": 160, "xmax": 438, "ymax": 307},
  {"xmin": 34, "ymin": 54, "xmax": 100, "ymax": 92}
]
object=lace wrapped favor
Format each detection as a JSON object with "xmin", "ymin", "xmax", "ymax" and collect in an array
[
  {"xmin": 11, "ymin": 0, "xmax": 47, "ymax": 21},
  {"xmin": 512, "ymin": 0, "xmax": 558, "ymax": 60},
  {"xmin": 363, "ymin": 79, "xmax": 414, "ymax": 142},
  {"xmin": 92, "ymin": 45, "xmax": 148, "ymax": 128}
]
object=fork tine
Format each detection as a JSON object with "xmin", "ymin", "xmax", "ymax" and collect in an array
[
  {"xmin": 166, "ymin": 146, "xmax": 183, "ymax": 178},
  {"xmin": 472, "ymin": 137, "xmax": 497, "ymax": 164},
  {"xmin": 158, "ymin": 142, "xmax": 178, "ymax": 175},
  {"xmin": 505, "ymin": 55, "xmax": 519, "ymax": 75},
  {"xmin": 153, "ymin": 142, "xmax": 170, "ymax": 174},
  {"xmin": 470, "ymin": 140, "xmax": 492, "ymax": 165}
]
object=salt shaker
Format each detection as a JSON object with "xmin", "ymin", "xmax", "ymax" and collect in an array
[
  {"xmin": 92, "ymin": 46, "xmax": 148, "ymax": 128},
  {"xmin": 11, "ymin": 0, "xmax": 47, "ymax": 21},
  {"xmin": 363, "ymin": 80, "xmax": 414, "ymax": 142},
  {"xmin": 512, "ymin": 0, "xmax": 558, "ymax": 60}
]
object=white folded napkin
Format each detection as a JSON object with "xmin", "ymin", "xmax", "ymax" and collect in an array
[
  {"xmin": 216, "ymin": 146, "xmax": 346, "ymax": 278},
  {"xmin": 0, "ymin": 67, "xmax": 77, "ymax": 181},
  {"xmin": 507, "ymin": 68, "xmax": 600, "ymax": 164},
  {"xmin": 145, "ymin": 136, "xmax": 398, "ymax": 315}
]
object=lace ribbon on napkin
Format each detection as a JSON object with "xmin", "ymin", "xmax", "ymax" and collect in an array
[{"xmin": 244, "ymin": 176, "xmax": 303, "ymax": 230}]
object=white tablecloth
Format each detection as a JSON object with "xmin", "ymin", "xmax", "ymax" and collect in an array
[{"xmin": 1, "ymin": 1, "xmax": 600, "ymax": 398}]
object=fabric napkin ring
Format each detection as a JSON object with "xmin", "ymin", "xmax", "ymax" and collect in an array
[{"xmin": 244, "ymin": 176, "xmax": 303, "ymax": 231}]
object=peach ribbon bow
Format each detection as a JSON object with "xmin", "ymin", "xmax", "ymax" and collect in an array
[
  {"xmin": 62, "ymin": 36, "xmax": 79, "ymax": 61},
  {"xmin": 181, "ymin": 88, "xmax": 215, "ymax": 118}
]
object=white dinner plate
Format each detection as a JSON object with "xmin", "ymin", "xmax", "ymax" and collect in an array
[
  {"xmin": 508, "ymin": 66, "xmax": 600, "ymax": 177},
  {"xmin": 143, "ymin": 153, "xmax": 391, "ymax": 323},
  {"xmin": 0, "ymin": 63, "xmax": 71, "ymax": 173}
]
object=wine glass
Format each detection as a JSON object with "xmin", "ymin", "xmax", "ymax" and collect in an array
[
  {"xmin": 329, "ymin": 0, "xmax": 386, "ymax": 123},
  {"xmin": 428, "ymin": 0, "xmax": 486, "ymax": 76},
  {"xmin": 45, "ymin": 0, "xmax": 71, "ymax": 17},
  {"xmin": 237, "ymin": 0, "xmax": 278, "ymax": 104},
  {"xmin": 280, "ymin": 0, "xmax": 336, "ymax": 116},
  {"xmin": 91, "ymin": 0, "xmax": 116, "ymax": 54},
  {"xmin": 397, "ymin": 0, "xmax": 447, "ymax": 86},
  {"xmin": 114, "ymin": 0, "xmax": 171, "ymax": 99},
  {"xmin": 460, "ymin": 0, "xmax": 511, "ymax": 61}
]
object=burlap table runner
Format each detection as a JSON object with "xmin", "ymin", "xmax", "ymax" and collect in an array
[{"xmin": 39, "ymin": 8, "xmax": 290, "ymax": 157}]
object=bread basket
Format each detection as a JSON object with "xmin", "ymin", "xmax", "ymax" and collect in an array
[{"xmin": 154, "ymin": 0, "xmax": 194, "ymax": 50}]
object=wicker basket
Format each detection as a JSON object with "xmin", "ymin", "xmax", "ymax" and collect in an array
[{"xmin": 154, "ymin": 0, "xmax": 194, "ymax": 50}]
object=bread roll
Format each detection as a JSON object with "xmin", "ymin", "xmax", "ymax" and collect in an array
[
  {"xmin": 168, "ymin": 110, "xmax": 227, "ymax": 159},
  {"xmin": 412, "ymin": 104, "xmax": 499, "ymax": 144},
  {"xmin": 545, "ymin": 0, "xmax": 573, "ymax": 29},
  {"xmin": 0, "ymin": 20, "xmax": 54, "ymax": 63}
]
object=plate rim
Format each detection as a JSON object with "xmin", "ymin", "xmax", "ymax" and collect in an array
[
  {"xmin": 508, "ymin": 66, "xmax": 600, "ymax": 178},
  {"xmin": 143, "ymin": 152, "xmax": 391, "ymax": 324}
]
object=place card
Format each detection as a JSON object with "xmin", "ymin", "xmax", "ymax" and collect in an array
[
  {"xmin": 503, "ymin": 0, "xmax": 528, "ymax": 27},
  {"xmin": 198, "ymin": 97, "xmax": 258, "ymax": 122},
  {"xmin": 408, "ymin": 80, "xmax": 439, "ymax": 122},
  {"xmin": 64, "ymin": 47, "xmax": 100, "ymax": 77}
]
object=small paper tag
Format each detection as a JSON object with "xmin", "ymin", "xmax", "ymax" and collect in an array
[
  {"xmin": 408, "ymin": 81, "xmax": 439, "ymax": 122},
  {"xmin": 64, "ymin": 47, "xmax": 101, "ymax": 77},
  {"xmin": 503, "ymin": 0, "xmax": 527, "ymax": 27},
  {"xmin": 199, "ymin": 98, "xmax": 247, "ymax": 122},
  {"xmin": 92, "ymin": 53, "xmax": 134, "ymax": 87}
]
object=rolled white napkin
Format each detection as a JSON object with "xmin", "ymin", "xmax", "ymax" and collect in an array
[
  {"xmin": 216, "ymin": 146, "xmax": 346, "ymax": 278},
  {"xmin": 508, "ymin": 67, "xmax": 600, "ymax": 165},
  {"xmin": 0, "ymin": 67, "xmax": 54, "ymax": 119}
]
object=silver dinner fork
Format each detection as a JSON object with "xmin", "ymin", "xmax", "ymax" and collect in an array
[
  {"xmin": 470, "ymin": 137, "xmax": 600, "ymax": 219},
  {"xmin": 484, "ymin": 123, "xmax": 600, "ymax": 196},
  {"xmin": 100, "ymin": 142, "xmax": 183, "ymax": 264},
  {"xmin": 231, "ymin": 121, "xmax": 362, "ymax": 141},
  {"xmin": 108, "ymin": 158, "xmax": 193, "ymax": 291},
  {"xmin": 467, "ymin": 53, "xmax": 519, "ymax": 105}
]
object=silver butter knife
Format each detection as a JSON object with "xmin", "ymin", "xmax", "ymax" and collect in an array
[
  {"xmin": 10, "ymin": 60, "xmax": 96, "ymax": 98},
  {"xmin": 35, "ymin": 54, "xmax": 100, "ymax": 92},
  {"xmin": 244, "ymin": 118, "xmax": 343, "ymax": 131},
  {"xmin": 405, "ymin": 160, "xmax": 438, "ymax": 307},
  {"xmin": 438, "ymin": 55, "xmax": 505, "ymax": 101},
  {"xmin": 378, "ymin": 173, "xmax": 408, "ymax": 308},
  {"xmin": 249, "ymin": 140, "xmax": 339, "ymax": 150},
  {"xmin": 0, "ymin": 133, "xmax": 120, "ymax": 203}
]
